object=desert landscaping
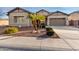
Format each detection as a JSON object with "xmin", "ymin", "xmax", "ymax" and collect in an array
[{"xmin": 0, "ymin": 7, "xmax": 79, "ymax": 51}]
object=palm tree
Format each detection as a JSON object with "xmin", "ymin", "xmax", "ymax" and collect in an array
[
  {"xmin": 29, "ymin": 13, "xmax": 46, "ymax": 33},
  {"xmin": 29, "ymin": 13, "xmax": 38, "ymax": 33},
  {"xmin": 37, "ymin": 14, "xmax": 46, "ymax": 29}
]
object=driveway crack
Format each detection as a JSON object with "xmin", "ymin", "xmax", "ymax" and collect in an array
[
  {"xmin": 61, "ymin": 38, "xmax": 76, "ymax": 51},
  {"xmin": 40, "ymin": 39, "xmax": 43, "ymax": 51}
]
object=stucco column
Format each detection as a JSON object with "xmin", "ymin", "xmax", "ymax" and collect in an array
[
  {"xmin": 47, "ymin": 17, "xmax": 50, "ymax": 26},
  {"xmin": 74, "ymin": 20, "xmax": 76, "ymax": 27},
  {"xmin": 66, "ymin": 17, "xmax": 69, "ymax": 26},
  {"xmin": 75, "ymin": 20, "xmax": 78, "ymax": 27}
]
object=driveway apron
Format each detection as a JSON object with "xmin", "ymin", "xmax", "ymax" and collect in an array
[{"xmin": 52, "ymin": 26, "xmax": 79, "ymax": 51}]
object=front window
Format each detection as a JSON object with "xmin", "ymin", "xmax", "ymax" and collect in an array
[
  {"xmin": 14, "ymin": 16, "xmax": 18, "ymax": 23},
  {"xmin": 19, "ymin": 16, "xmax": 24, "ymax": 23},
  {"xmin": 14, "ymin": 16, "xmax": 24, "ymax": 23}
]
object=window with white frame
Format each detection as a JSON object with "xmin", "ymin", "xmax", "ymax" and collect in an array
[{"xmin": 14, "ymin": 16, "xmax": 24, "ymax": 23}]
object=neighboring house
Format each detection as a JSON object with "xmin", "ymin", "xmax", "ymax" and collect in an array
[
  {"xmin": 47, "ymin": 11, "xmax": 69, "ymax": 26},
  {"xmin": 0, "ymin": 19, "xmax": 9, "ymax": 26},
  {"xmin": 7, "ymin": 7, "xmax": 32, "ymax": 27},
  {"xmin": 68, "ymin": 11, "xmax": 79, "ymax": 27}
]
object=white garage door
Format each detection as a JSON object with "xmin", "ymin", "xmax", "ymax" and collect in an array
[{"xmin": 49, "ymin": 18, "xmax": 66, "ymax": 26}]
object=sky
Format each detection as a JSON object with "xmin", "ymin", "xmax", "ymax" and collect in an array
[{"xmin": 1, "ymin": 7, "xmax": 79, "ymax": 19}]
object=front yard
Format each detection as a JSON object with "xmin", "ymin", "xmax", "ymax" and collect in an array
[
  {"xmin": 0, "ymin": 26, "xmax": 59, "ymax": 38},
  {"xmin": 0, "ymin": 26, "xmax": 79, "ymax": 51}
]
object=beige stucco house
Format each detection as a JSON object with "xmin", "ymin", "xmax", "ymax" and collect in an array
[
  {"xmin": 7, "ymin": 7, "xmax": 70, "ymax": 27},
  {"xmin": 68, "ymin": 11, "xmax": 79, "ymax": 27},
  {"xmin": 7, "ymin": 7, "xmax": 32, "ymax": 27},
  {"xmin": 8, "ymin": 8, "xmax": 50, "ymax": 27},
  {"xmin": 47, "ymin": 11, "xmax": 69, "ymax": 26}
]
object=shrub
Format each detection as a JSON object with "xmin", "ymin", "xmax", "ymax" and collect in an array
[
  {"xmin": 41, "ymin": 23, "xmax": 46, "ymax": 28},
  {"xmin": 46, "ymin": 27, "xmax": 54, "ymax": 36},
  {"xmin": 4, "ymin": 27, "xmax": 19, "ymax": 34},
  {"xmin": 46, "ymin": 27, "xmax": 53, "ymax": 32}
]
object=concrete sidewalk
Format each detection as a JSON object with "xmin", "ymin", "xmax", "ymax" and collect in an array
[{"xmin": 0, "ymin": 36, "xmax": 72, "ymax": 51}]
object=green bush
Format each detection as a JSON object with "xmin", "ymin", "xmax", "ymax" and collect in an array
[
  {"xmin": 46, "ymin": 27, "xmax": 54, "ymax": 36},
  {"xmin": 41, "ymin": 23, "xmax": 46, "ymax": 28},
  {"xmin": 46, "ymin": 27, "xmax": 53, "ymax": 32},
  {"xmin": 4, "ymin": 27, "xmax": 19, "ymax": 34}
]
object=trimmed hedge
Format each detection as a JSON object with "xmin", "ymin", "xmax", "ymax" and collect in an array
[
  {"xmin": 46, "ymin": 27, "xmax": 54, "ymax": 36},
  {"xmin": 4, "ymin": 27, "xmax": 19, "ymax": 34}
]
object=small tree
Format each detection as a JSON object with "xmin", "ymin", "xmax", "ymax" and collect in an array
[
  {"xmin": 29, "ymin": 13, "xmax": 38, "ymax": 32},
  {"xmin": 29, "ymin": 13, "xmax": 46, "ymax": 33},
  {"xmin": 37, "ymin": 14, "xmax": 46, "ymax": 28}
]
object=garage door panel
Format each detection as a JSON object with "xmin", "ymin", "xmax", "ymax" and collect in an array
[{"xmin": 49, "ymin": 18, "xmax": 66, "ymax": 26}]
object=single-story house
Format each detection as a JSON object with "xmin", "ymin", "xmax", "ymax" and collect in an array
[
  {"xmin": 7, "ymin": 7, "xmax": 70, "ymax": 27},
  {"xmin": 68, "ymin": 11, "xmax": 79, "ymax": 27},
  {"xmin": 47, "ymin": 11, "xmax": 69, "ymax": 26},
  {"xmin": 7, "ymin": 7, "xmax": 32, "ymax": 27}
]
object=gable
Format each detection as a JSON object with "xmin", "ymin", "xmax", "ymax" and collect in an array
[
  {"xmin": 36, "ymin": 9, "xmax": 49, "ymax": 16},
  {"xmin": 48, "ymin": 11, "xmax": 68, "ymax": 17},
  {"xmin": 7, "ymin": 7, "xmax": 31, "ymax": 15},
  {"xmin": 68, "ymin": 13, "xmax": 79, "ymax": 20},
  {"xmin": 49, "ymin": 13, "xmax": 68, "ymax": 16},
  {"xmin": 37, "ymin": 11, "xmax": 49, "ymax": 16},
  {"xmin": 11, "ymin": 8, "xmax": 25, "ymax": 13}
]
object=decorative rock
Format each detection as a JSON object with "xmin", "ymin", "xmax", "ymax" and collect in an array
[{"xmin": 32, "ymin": 30, "xmax": 37, "ymax": 33}]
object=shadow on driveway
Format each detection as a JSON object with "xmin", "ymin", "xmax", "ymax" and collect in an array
[{"xmin": 36, "ymin": 34, "xmax": 51, "ymax": 40}]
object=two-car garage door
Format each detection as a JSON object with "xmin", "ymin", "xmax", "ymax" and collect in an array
[{"xmin": 49, "ymin": 18, "xmax": 66, "ymax": 26}]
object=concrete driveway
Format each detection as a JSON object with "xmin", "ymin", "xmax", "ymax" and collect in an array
[
  {"xmin": 51, "ymin": 26, "xmax": 79, "ymax": 51},
  {"xmin": 0, "ymin": 26, "xmax": 79, "ymax": 51}
]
